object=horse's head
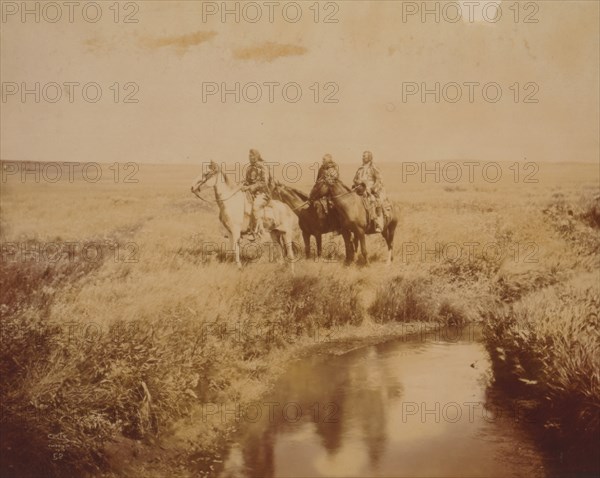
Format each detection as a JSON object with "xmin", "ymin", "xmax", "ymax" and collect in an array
[
  {"xmin": 312, "ymin": 179, "xmax": 354, "ymax": 202},
  {"xmin": 354, "ymin": 182, "xmax": 367, "ymax": 196},
  {"xmin": 191, "ymin": 161, "xmax": 221, "ymax": 196}
]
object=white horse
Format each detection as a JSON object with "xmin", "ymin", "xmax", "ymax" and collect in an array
[{"xmin": 191, "ymin": 161, "xmax": 297, "ymax": 271}]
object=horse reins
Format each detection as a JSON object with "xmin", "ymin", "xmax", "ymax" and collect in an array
[
  {"xmin": 194, "ymin": 187, "xmax": 243, "ymax": 203},
  {"xmin": 330, "ymin": 184, "xmax": 359, "ymax": 199},
  {"xmin": 192, "ymin": 172, "xmax": 243, "ymax": 203}
]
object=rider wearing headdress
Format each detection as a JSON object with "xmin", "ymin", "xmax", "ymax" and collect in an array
[
  {"xmin": 241, "ymin": 149, "xmax": 271, "ymax": 239},
  {"xmin": 309, "ymin": 154, "xmax": 339, "ymax": 217},
  {"xmin": 311, "ymin": 154, "xmax": 339, "ymax": 196},
  {"xmin": 352, "ymin": 151, "xmax": 387, "ymax": 232}
]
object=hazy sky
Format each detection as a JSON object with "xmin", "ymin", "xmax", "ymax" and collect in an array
[{"xmin": 1, "ymin": 0, "xmax": 598, "ymax": 164}]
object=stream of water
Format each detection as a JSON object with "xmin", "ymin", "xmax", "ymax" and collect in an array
[{"xmin": 214, "ymin": 325, "xmax": 550, "ymax": 477}]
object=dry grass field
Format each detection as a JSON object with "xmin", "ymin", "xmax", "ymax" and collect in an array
[{"xmin": 1, "ymin": 160, "xmax": 598, "ymax": 477}]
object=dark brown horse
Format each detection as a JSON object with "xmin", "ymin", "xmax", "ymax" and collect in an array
[
  {"xmin": 311, "ymin": 179, "xmax": 397, "ymax": 265},
  {"xmin": 271, "ymin": 182, "xmax": 343, "ymax": 259}
]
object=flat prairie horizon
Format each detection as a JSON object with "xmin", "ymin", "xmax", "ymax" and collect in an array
[
  {"xmin": 2, "ymin": 160, "xmax": 598, "ymax": 197},
  {"xmin": 1, "ymin": 159, "xmax": 598, "ymax": 168}
]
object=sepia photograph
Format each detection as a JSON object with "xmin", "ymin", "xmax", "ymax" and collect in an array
[{"xmin": 1, "ymin": 1, "xmax": 599, "ymax": 477}]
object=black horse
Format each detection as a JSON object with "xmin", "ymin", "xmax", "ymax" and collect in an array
[
  {"xmin": 311, "ymin": 179, "xmax": 398, "ymax": 265},
  {"xmin": 271, "ymin": 182, "xmax": 343, "ymax": 259}
]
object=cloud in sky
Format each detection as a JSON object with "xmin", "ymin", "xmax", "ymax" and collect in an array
[
  {"xmin": 83, "ymin": 37, "xmax": 114, "ymax": 54},
  {"xmin": 233, "ymin": 42, "xmax": 308, "ymax": 62},
  {"xmin": 140, "ymin": 31, "xmax": 218, "ymax": 54}
]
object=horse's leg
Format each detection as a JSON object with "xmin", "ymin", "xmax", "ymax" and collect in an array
[
  {"xmin": 315, "ymin": 234, "xmax": 323, "ymax": 259},
  {"xmin": 230, "ymin": 228, "xmax": 242, "ymax": 270},
  {"xmin": 358, "ymin": 232, "xmax": 368, "ymax": 265},
  {"xmin": 384, "ymin": 223, "xmax": 396, "ymax": 265},
  {"xmin": 284, "ymin": 232, "xmax": 295, "ymax": 274},
  {"xmin": 279, "ymin": 233, "xmax": 287, "ymax": 259},
  {"xmin": 342, "ymin": 230, "xmax": 354, "ymax": 265},
  {"xmin": 269, "ymin": 231, "xmax": 283, "ymax": 264},
  {"xmin": 381, "ymin": 228, "xmax": 391, "ymax": 265},
  {"xmin": 302, "ymin": 230, "xmax": 311, "ymax": 259},
  {"xmin": 352, "ymin": 234, "xmax": 359, "ymax": 254}
]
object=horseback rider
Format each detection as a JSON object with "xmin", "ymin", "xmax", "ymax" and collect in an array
[
  {"xmin": 241, "ymin": 149, "xmax": 271, "ymax": 239},
  {"xmin": 352, "ymin": 151, "xmax": 387, "ymax": 233},
  {"xmin": 311, "ymin": 154, "xmax": 339, "ymax": 195},
  {"xmin": 310, "ymin": 154, "xmax": 339, "ymax": 217}
]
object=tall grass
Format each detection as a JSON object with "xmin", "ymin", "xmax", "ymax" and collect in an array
[
  {"xmin": 483, "ymin": 194, "xmax": 600, "ymax": 470},
  {"xmin": 484, "ymin": 274, "xmax": 599, "ymax": 461},
  {"xmin": 369, "ymin": 275, "xmax": 472, "ymax": 325},
  {"xmin": 0, "ymin": 240, "xmax": 128, "ymax": 476},
  {"xmin": 1, "ymin": 258, "xmax": 372, "ymax": 475},
  {"xmin": 1, "ymin": 163, "xmax": 598, "ymax": 476}
]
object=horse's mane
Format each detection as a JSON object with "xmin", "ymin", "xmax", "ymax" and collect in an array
[
  {"xmin": 336, "ymin": 180, "xmax": 352, "ymax": 192},
  {"xmin": 210, "ymin": 163, "xmax": 233, "ymax": 187},
  {"xmin": 273, "ymin": 182, "xmax": 309, "ymax": 201},
  {"xmin": 222, "ymin": 172, "xmax": 233, "ymax": 187},
  {"xmin": 286, "ymin": 185, "xmax": 309, "ymax": 201}
]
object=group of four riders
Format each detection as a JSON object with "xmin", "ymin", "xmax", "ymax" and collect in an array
[{"xmin": 240, "ymin": 148, "xmax": 389, "ymax": 239}]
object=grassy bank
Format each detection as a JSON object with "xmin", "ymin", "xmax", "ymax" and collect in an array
[
  {"xmin": 483, "ymin": 194, "xmax": 600, "ymax": 472},
  {"xmin": 1, "ymin": 162, "xmax": 598, "ymax": 476},
  {"xmin": 1, "ymin": 258, "xmax": 477, "ymax": 477}
]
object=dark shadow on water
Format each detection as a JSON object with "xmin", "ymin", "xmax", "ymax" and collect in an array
[{"xmin": 484, "ymin": 371, "xmax": 600, "ymax": 478}]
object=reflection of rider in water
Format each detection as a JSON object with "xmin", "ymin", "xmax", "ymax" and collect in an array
[
  {"xmin": 241, "ymin": 149, "xmax": 270, "ymax": 240},
  {"xmin": 352, "ymin": 151, "xmax": 387, "ymax": 233}
]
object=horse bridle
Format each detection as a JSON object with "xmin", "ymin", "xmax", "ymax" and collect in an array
[{"xmin": 191, "ymin": 169, "xmax": 242, "ymax": 203}]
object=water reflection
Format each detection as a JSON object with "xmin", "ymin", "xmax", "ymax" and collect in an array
[{"xmin": 216, "ymin": 326, "xmax": 547, "ymax": 478}]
